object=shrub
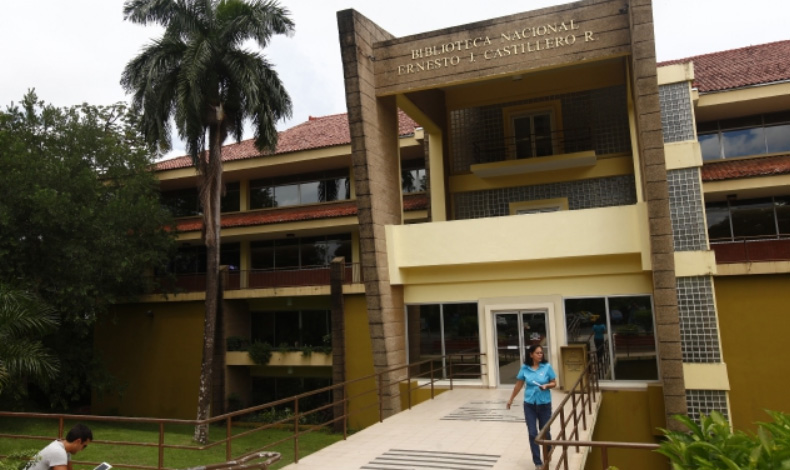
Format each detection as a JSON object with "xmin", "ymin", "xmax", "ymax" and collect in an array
[
  {"xmin": 0, "ymin": 450, "xmax": 38, "ymax": 470},
  {"xmin": 226, "ymin": 336, "xmax": 248, "ymax": 351},
  {"xmin": 657, "ymin": 410, "xmax": 790, "ymax": 470},
  {"xmin": 248, "ymin": 341, "xmax": 273, "ymax": 365}
]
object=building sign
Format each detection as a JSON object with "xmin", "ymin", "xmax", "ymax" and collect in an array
[
  {"xmin": 372, "ymin": 0, "xmax": 631, "ymax": 96},
  {"xmin": 397, "ymin": 20, "xmax": 597, "ymax": 76}
]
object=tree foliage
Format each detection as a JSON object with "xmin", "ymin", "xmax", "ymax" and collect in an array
[
  {"xmin": 0, "ymin": 286, "xmax": 60, "ymax": 397},
  {"xmin": 657, "ymin": 411, "xmax": 790, "ymax": 470},
  {"xmin": 0, "ymin": 91, "xmax": 177, "ymax": 408}
]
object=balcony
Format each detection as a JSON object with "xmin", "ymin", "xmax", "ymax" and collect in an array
[
  {"xmin": 711, "ymin": 237, "xmax": 790, "ymax": 264},
  {"xmin": 155, "ymin": 263, "xmax": 363, "ymax": 294},
  {"xmin": 470, "ymin": 128, "xmax": 598, "ymax": 178}
]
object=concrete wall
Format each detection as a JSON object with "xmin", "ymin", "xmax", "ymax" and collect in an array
[
  {"xmin": 716, "ymin": 274, "xmax": 790, "ymax": 431},
  {"xmin": 93, "ymin": 302, "xmax": 204, "ymax": 418}
]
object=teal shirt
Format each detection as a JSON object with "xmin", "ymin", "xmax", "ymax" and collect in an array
[{"xmin": 517, "ymin": 362, "xmax": 556, "ymax": 405}]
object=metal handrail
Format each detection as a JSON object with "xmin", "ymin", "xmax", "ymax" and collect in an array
[
  {"xmin": 0, "ymin": 352, "xmax": 486, "ymax": 470},
  {"xmin": 534, "ymin": 352, "xmax": 658, "ymax": 470}
]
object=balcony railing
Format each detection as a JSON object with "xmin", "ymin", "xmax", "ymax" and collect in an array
[
  {"xmin": 154, "ymin": 263, "xmax": 363, "ymax": 294},
  {"xmin": 710, "ymin": 236, "xmax": 790, "ymax": 264},
  {"xmin": 473, "ymin": 127, "xmax": 594, "ymax": 165}
]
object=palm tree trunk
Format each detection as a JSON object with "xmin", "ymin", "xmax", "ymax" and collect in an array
[{"xmin": 194, "ymin": 124, "xmax": 224, "ymax": 444}]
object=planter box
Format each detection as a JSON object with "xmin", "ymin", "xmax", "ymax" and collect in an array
[{"xmin": 225, "ymin": 350, "xmax": 332, "ymax": 367}]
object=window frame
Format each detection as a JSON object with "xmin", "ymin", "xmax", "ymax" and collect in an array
[{"xmin": 503, "ymin": 101, "xmax": 563, "ymax": 160}]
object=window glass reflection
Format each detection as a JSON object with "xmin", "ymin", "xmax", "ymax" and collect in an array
[
  {"xmin": 766, "ymin": 124, "xmax": 790, "ymax": 153},
  {"xmin": 776, "ymin": 197, "xmax": 790, "ymax": 235},
  {"xmin": 275, "ymin": 184, "xmax": 299, "ymax": 207},
  {"xmin": 698, "ymin": 133, "xmax": 721, "ymax": 161},
  {"xmin": 705, "ymin": 202, "xmax": 732, "ymax": 241},
  {"xmin": 721, "ymin": 128, "xmax": 765, "ymax": 158},
  {"xmin": 730, "ymin": 198, "xmax": 775, "ymax": 238}
]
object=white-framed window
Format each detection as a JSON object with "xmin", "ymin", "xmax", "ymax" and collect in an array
[
  {"xmin": 509, "ymin": 198, "xmax": 569, "ymax": 215},
  {"xmin": 503, "ymin": 101, "xmax": 562, "ymax": 160}
]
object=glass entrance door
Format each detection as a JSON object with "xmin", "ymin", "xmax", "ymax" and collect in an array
[{"xmin": 495, "ymin": 310, "xmax": 549, "ymax": 385}]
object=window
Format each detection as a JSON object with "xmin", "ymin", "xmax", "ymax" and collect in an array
[
  {"xmin": 250, "ymin": 234, "xmax": 352, "ymax": 269},
  {"xmin": 503, "ymin": 101, "xmax": 562, "ymax": 160},
  {"xmin": 249, "ymin": 170, "xmax": 350, "ymax": 209},
  {"xmin": 169, "ymin": 243, "xmax": 240, "ymax": 274},
  {"xmin": 402, "ymin": 159, "xmax": 427, "ymax": 193},
  {"xmin": 706, "ymin": 196, "xmax": 790, "ymax": 241},
  {"xmin": 406, "ymin": 303, "xmax": 479, "ymax": 360},
  {"xmin": 698, "ymin": 112, "xmax": 790, "ymax": 161},
  {"xmin": 565, "ymin": 296, "xmax": 657, "ymax": 381},
  {"xmin": 251, "ymin": 310, "xmax": 330, "ymax": 348},
  {"xmin": 509, "ymin": 198, "xmax": 568, "ymax": 215},
  {"xmin": 161, "ymin": 182, "xmax": 240, "ymax": 217}
]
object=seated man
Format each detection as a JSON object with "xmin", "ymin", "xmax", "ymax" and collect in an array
[{"xmin": 28, "ymin": 423, "xmax": 92, "ymax": 470}]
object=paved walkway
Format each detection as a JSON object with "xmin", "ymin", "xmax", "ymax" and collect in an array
[{"xmin": 280, "ymin": 387, "xmax": 598, "ymax": 470}]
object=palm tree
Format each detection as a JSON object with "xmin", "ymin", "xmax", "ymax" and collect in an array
[
  {"xmin": 0, "ymin": 285, "xmax": 60, "ymax": 396},
  {"xmin": 121, "ymin": 0, "xmax": 293, "ymax": 443}
]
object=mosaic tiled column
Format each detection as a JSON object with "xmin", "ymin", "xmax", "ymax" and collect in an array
[{"xmin": 661, "ymin": 80, "xmax": 730, "ymax": 422}]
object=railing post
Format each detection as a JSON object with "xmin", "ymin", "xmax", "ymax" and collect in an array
[
  {"xmin": 407, "ymin": 363, "xmax": 412, "ymax": 410},
  {"xmin": 343, "ymin": 383, "xmax": 349, "ymax": 440},
  {"xmin": 430, "ymin": 363, "xmax": 435, "ymax": 399},
  {"xmin": 58, "ymin": 417, "xmax": 64, "ymax": 439},
  {"xmin": 378, "ymin": 374, "xmax": 384, "ymax": 423},
  {"xmin": 601, "ymin": 446, "xmax": 609, "ymax": 470},
  {"xmin": 449, "ymin": 358, "xmax": 454, "ymax": 390},
  {"xmin": 294, "ymin": 397, "xmax": 300, "ymax": 463},
  {"xmin": 226, "ymin": 416, "xmax": 232, "ymax": 461},
  {"xmin": 158, "ymin": 422, "xmax": 165, "ymax": 470}
]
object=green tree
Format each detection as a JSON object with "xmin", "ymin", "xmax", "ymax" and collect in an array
[
  {"xmin": 0, "ymin": 91, "xmax": 177, "ymax": 409},
  {"xmin": 0, "ymin": 285, "xmax": 59, "ymax": 398},
  {"xmin": 121, "ymin": 0, "xmax": 294, "ymax": 443}
]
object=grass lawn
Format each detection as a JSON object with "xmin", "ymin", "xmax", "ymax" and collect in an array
[{"xmin": 0, "ymin": 417, "xmax": 344, "ymax": 470}]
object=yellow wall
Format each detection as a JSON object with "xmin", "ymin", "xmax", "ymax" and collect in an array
[
  {"xmin": 585, "ymin": 389, "xmax": 667, "ymax": 470},
  {"xmin": 399, "ymin": 381, "xmax": 448, "ymax": 409},
  {"xmin": 93, "ymin": 302, "xmax": 204, "ymax": 418},
  {"xmin": 343, "ymin": 294, "xmax": 378, "ymax": 429},
  {"xmin": 715, "ymin": 275, "xmax": 790, "ymax": 431}
]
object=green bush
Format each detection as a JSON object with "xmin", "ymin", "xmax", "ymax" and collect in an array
[
  {"xmin": 225, "ymin": 336, "xmax": 248, "ymax": 351},
  {"xmin": 248, "ymin": 341, "xmax": 273, "ymax": 365},
  {"xmin": 657, "ymin": 410, "xmax": 790, "ymax": 470},
  {"xmin": 0, "ymin": 450, "xmax": 37, "ymax": 470}
]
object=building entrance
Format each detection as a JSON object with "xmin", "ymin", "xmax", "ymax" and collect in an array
[{"xmin": 494, "ymin": 310, "xmax": 549, "ymax": 386}]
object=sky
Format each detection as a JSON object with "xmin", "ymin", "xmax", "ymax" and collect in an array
[{"xmin": 1, "ymin": 0, "xmax": 788, "ymax": 159}]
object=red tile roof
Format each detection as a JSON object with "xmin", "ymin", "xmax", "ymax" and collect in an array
[
  {"xmin": 659, "ymin": 40, "xmax": 790, "ymax": 93},
  {"xmin": 174, "ymin": 193, "xmax": 429, "ymax": 232},
  {"xmin": 157, "ymin": 110, "xmax": 420, "ymax": 171},
  {"xmin": 701, "ymin": 155, "xmax": 790, "ymax": 182}
]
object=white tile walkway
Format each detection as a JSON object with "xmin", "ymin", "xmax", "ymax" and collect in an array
[{"xmin": 279, "ymin": 387, "xmax": 600, "ymax": 470}]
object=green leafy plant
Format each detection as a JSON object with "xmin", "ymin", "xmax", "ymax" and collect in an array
[
  {"xmin": 616, "ymin": 324, "xmax": 639, "ymax": 336},
  {"xmin": 247, "ymin": 341, "xmax": 273, "ymax": 365},
  {"xmin": 301, "ymin": 345, "xmax": 313, "ymax": 357},
  {"xmin": 0, "ymin": 449, "xmax": 37, "ymax": 470},
  {"xmin": 225, "ymin": 336, "xmax": 248, "ymax": 352},
  {"xmin": 657, "ymin": 410, "xmax": 790, "ymax": 470}
]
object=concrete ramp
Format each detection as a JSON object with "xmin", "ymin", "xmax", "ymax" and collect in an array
[{"xmin": 280, "ymin": 387, "xmax": 600, "ymax": 470}]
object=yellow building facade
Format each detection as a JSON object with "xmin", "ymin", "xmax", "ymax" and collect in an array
[{"xmin": 94, "ymin": 0, "xmax": 790, "ymax": 453}]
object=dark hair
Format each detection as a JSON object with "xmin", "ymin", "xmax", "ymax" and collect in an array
[
  {"xmin": 65, "ymin": 423, "xmax": 93, "ymax": 443},
  {"xmin": 525, "ymin": 344, "xmax": 548, "ymax": 366}
]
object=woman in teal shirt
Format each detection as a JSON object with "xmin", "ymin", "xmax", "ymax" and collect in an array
[{"xmin": 507, "ymin": 344, "xmax": 557, "ymax": 469}]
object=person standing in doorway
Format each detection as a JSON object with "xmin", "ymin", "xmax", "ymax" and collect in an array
[
  {"xmin": 506, "ymin": 344, "xmax": 557, "ymax": 470},
  {"xmin": 27, "ymin": 423, "xmax": 92, "ymax": 470}
]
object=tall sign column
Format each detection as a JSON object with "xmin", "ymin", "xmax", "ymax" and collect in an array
[{"xmin": 338, "ymin": 9, "xmax": 407, "ymax": 417}]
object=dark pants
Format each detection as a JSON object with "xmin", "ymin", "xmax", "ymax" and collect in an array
[{"xmin": 524, "ymin": 402, "xmax": 552, "ymax": 466}]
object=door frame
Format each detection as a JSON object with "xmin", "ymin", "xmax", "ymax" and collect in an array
[
  {"xmin": 493, "ymin": 310, "xmax": 551, "ymax": 386},
  {"xmin": 481, "ymin": 297, "xmax": 562, "ymax": 389}
]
